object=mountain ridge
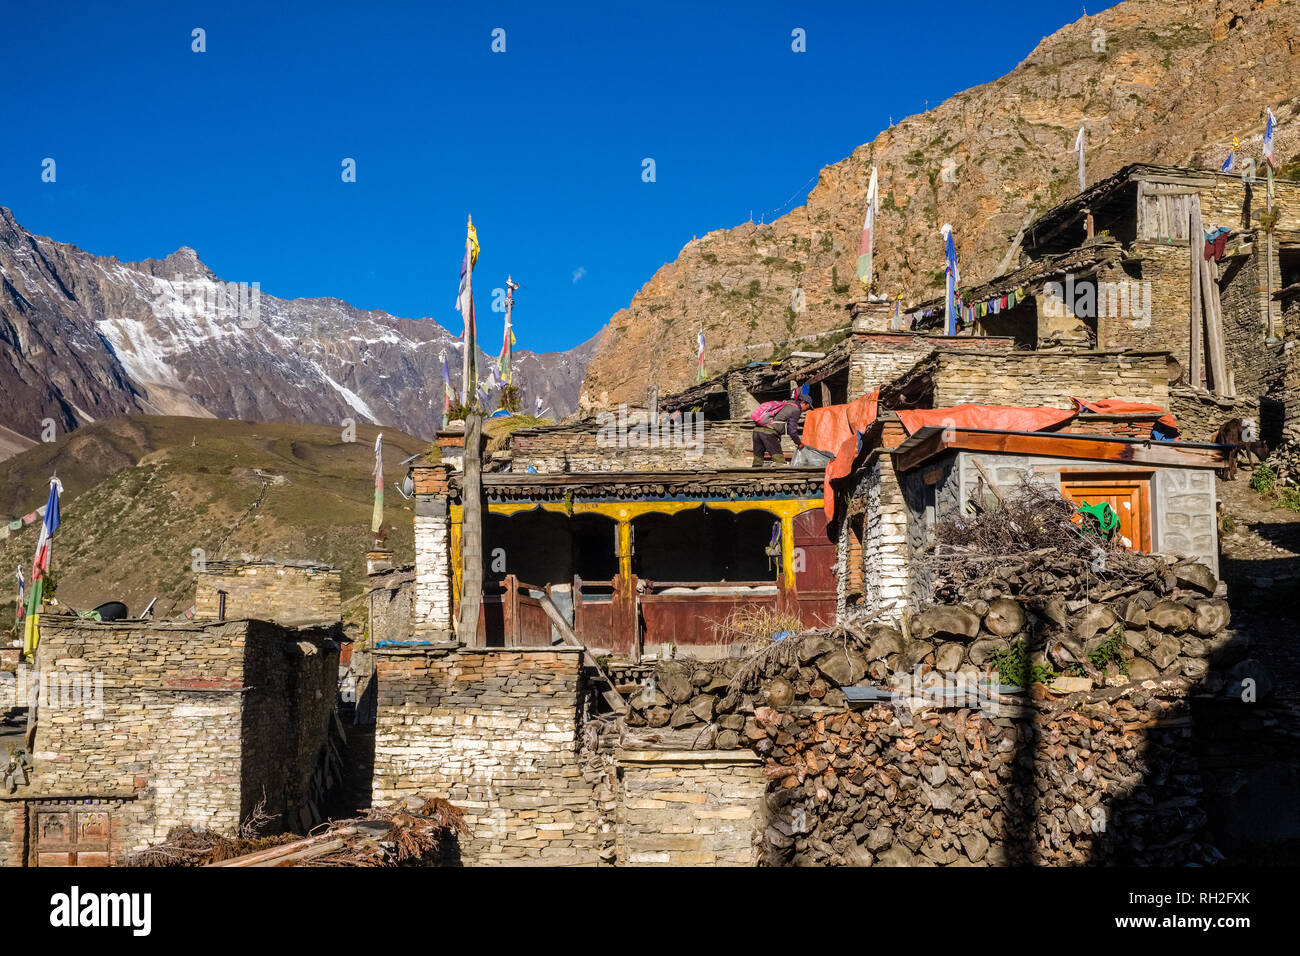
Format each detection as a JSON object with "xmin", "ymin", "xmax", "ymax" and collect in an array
[
  {"xmin": 0, "ymin": 204, "xmax": 597, "ymax": 451},
  {"xmin": 580, "ymin": 0, "xmax": 1300, "ymax": 405}
]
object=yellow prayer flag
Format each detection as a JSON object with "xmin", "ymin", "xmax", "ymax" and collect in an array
[{"xmin": 467, "ymin": 216, "xmax": 480, "ymax": 268}]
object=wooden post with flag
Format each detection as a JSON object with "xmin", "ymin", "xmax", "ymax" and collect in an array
[
  {"xmin": 456, "ymin": 216, "xmax": 481, "ymax": 404},
  {"xmin": 457, "ymin": 412, "xmax": 484, "ymax": 647},
  {"xmin": 23, "ymin": 476, "xmax": 62, "ymax": 661},
  {"xmin": 371, "ymin": 432, "xmax": 384, "ymax": 539},
  {"xmin": 440, "ymin": 350, "xmax": 453, "ymax": 427},
  {"xmin": 1264, "ymin": 108, "xmax": 1278, "ymax": 341},
  {"xmin": 500, "ymin": 276, "xmax": 518, "ymax": 384},
  {"xmin": 855, "ymin": 165, "xmax": 879, "ymax": 290},
  {"xmin": 941, "ymin": 224, "xmax": 959, "ymax": 336}
]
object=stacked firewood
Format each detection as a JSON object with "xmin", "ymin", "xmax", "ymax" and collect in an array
[
  {"xmin": 754, "ymin": 691, "xmax": 1220, "ymax": 867},
  {"xmin": 621, "ymin": 645, "xmax": 861, "ymax": 751},
  {"xmin": 617, "ymin": 550, "xmax": 1245, "ymax": 866}
]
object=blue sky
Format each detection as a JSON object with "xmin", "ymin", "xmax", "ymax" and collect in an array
[{"xmin": 2, "ymin": 0, "xmax": 1117, "ymax": 353}]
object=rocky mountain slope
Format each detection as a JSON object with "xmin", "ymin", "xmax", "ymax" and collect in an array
[
  {"xmin": 582, "ymin": 0, "xmax": 1300, "ymax": 405},
  {"xmin": 0, "ymin": 415, "xmax": 427, "ymax": 622},
  {"xmin": 0, "ymin": 205, "xmax": 597, "ymax": 451}
]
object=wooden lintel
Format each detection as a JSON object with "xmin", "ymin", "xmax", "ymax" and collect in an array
[{"xmin": 896, "ymin": 430, "xmax": 1225, "ymax": 474}]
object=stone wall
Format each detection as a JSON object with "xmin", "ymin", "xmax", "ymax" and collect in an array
[
  {"xmin": 1218, "ymin": 247, "xmax": 1285, "ymax": 397},
  {"xmin": 504, "ymin": 418, "xmax": 756, "ymax": 472},
  {"xmin": 929, "ymin": 350, "xmax": 1169, "ymax": 410},
  {"xmin": 615, "ymin": 750, "xmax": 765, "ymax": 865},
  {"xmin": 1167, "ymin": 385, "xmax": 1259, "ymax": 443},
  {"xmin": 745, "ymin": 555, "xmax": 1241, "ymax": 866},
  {"xmin": 1118, "ymin": 243, "xmax": 1189, "ymax": 369},
  {"xmin": 848, "ymin": 332, "xmax": 1013, "ymax": 397},
  {"xmin": 195, "ymin": 561, "xmax": 341, "ymax": 626},
  {"xmin": 239, "ymin": 626, "xmax": 341, "ymax": 832},
  {"xmin": 412, "ymin": 465, "xmax": 454, "ymax": 640},
  {"xmin": 1, "ymin": 618, "xmax": 338, "ymax": 864},
  {"xmin": 371, "ymin": 645, "xmax": 607, "ymax": 865},
  {"xmin": 1200, "ymin": 173, "xmax": 1300, "ymax": 234},
  {"xmin": 368, "ymin": 565, "xmax": 415, "ymax": 644},
  {"xmin": 860, "ymin": 457, "xmax": 909, "ymax": 619},
  {"xmin": 1278, "ymin": 288, "xmax": 1300, "ymax": 447}
]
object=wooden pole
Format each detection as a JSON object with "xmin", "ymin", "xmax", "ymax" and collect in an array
[
  {"xmin": 457, "ymin": 412, "xmax": 484, "ymax": 646},
  {"xmin": 1267, "ymin": 163, "xmax": 1277, "ymax": 341},
  {"xmin": 1200, "ymin": 255, "xmax": 1229, "ymax": 397},
  {"xmin": 1189, "ymin": 199, "xmax": 1204, "ymax": 389},
  {"xmin": 503, "ymin": 275, "xmax": 515, "ymax": 385}
]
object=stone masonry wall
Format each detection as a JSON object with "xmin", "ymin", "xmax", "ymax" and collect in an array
[
  {"xmin": 1218, "ymin": 247, "xmax": 1285, "ymax": 396},
  {"xmin": 931, "ymin": 350, "xmax": 1169, "ymax": 410},
  {"xmin": 1118, "ymin": 243, "xmax": 1190, "ymax": 370},
  {"xmin": 848, "ymin": 333, "xmax": 1013, "ymax": 397},
  {"xmin": 1282, "ymin": 290, "xmax": 1300, "ymax": 445},
  {"xmin": 412, "ymin": 464, "xmax": 454, "ymax": 640},
  {"xmin": 368, "ymin": 565, "xmax": 415, "ymax": 644},
  {"xmin": 7, "ymin": 618, "xmax": 339, "ymax": 861},
  {"xmin": 505, "ymin": 419, "xmax": 755, "ymax": 472},
  {"xmin": 616, "ymin": 750, "xmax": 765, "ymax": 865},
  {"xmin": 1167, "ymin": 385, "xmax": 1259, "ymax": 443},
  {"xmin": 239, "ymin": 624, "xmax": 341, "ymax": 832},
  {"xmin": 371, "ymin": 645, "xmax": 605, "ymax": 865},
  {"xmin": 862, "ymin": 457, "xmax": 909, "ymax": 619},
  {"xmin": 195, "ymin": 561, "xmax": 341, "ymax": 626}
]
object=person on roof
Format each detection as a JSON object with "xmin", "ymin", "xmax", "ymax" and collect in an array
[{"xmin": 750, "ymin": 393, "xmax": 812, "ymax": 467}]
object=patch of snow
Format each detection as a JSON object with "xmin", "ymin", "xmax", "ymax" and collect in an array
[{"xmin": 311, "ymin": 363, "xmax": 380, "ymax": 422}]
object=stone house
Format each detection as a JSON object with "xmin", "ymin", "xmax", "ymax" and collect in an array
[
  {"xmin": 832, "ymin": 409, "xmax": 1226, "ymax": 621},
  {"xmin": 407, "ymin": 459, "xmax": 830, "ymax": 658},
  {"xmin": 932, "ymin": 163, "xmax": 1300, "ymax": 442},
  {"xmin": 0, "ymin": 617, "xmax": 339, "ymax": 866},
  {"xmin": 194, "ymin": 559, "xmax": 341, "ymax": 626}
]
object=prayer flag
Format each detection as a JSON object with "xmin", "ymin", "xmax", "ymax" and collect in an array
[
  {"xmin": 371, "ymin": 433, "xmax": 384, "ymax": 535},
  {"xmin": 23, "ymin": 477, "xmax": 62, "ymax": 660},
  {"xmin": 855, "ymin": 165, "xmax": 879, "ymax": 288}
]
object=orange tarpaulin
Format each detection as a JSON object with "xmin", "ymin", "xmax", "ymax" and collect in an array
[
  {"xmin": 895, "ymin": 404, "xmax": 1077, "ymax": 436},
  {"xmin": 1070, "ymin": 398, "xmax": 1178, "ymax": 434},
  {"xmin": 803, "ymin": 407, "xmax": 852, "ymax": 456},
  {"xmin": 819, "ymin": 390, "xmax": 879, "ymax": 518}
]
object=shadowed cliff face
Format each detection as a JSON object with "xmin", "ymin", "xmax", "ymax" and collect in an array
[
  {"xmin": 0, "ymin": 206, "xmax": 598, "ymax": 449},
  {"xmin": 581, "ymin": 0, "xmax": 1300, "ymax": 406}
]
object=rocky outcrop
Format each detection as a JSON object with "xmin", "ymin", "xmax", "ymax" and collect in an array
[{"xmin": 582, "ymin": 0, "xmax": 1300, "ymax": 405}]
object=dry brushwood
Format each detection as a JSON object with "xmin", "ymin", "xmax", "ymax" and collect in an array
[
  {"xmin": 927, "ymin": 478, "xmax": 1158, "ymax": 601},
  {"xmin": 706, "ymin": 604, "xmax": 807, "ymax": 654},
  {"xmin": 129, "ymin": 797, "xmax": 468, "ymax": 867}
]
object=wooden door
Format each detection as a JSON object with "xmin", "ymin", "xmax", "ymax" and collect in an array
[
  {"xmin": 791, "ymin": 509, "xmax": 837, "ymax": 627},
  {"xmin": 1060, "ymin": 477, "xmax": 1152, "ymax": 551}
]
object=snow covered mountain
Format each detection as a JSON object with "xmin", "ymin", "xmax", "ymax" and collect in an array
[{"xmin": 0, "ymin": 206, "xmax": 596, "ymax": 447}]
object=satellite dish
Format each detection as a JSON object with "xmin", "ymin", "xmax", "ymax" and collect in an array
[
  {"xmin": 91, "ymin": 601, "xmax": 129, "ymax": 622},
  {"xmin": 394, "ymin": 475, "xmax": 414, "ymax": 500}
]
